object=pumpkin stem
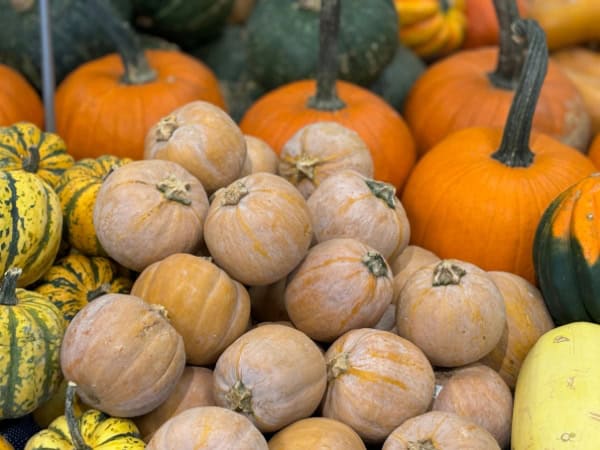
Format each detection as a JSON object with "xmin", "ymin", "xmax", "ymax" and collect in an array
[
  {"xmin": 221, "ymin": 181, "xmax": 249, "ymax": 206},
  {"xmin": 225, "ymin": 380, "xmax": 253, "ymax": 415},
  {"xmin": 0, "ymin": 268, "xmax": 22, "ymax": 306},
  {"xmin": 491, "ymin": 20, "xmax": 547, "ymax": 168},
  {"xmin": 362, "ymin": 251, "xmax": 389, "ymax": 278},
  {"xmin": 327, "ymin": 352, "xmax": 350, "ymax": 380},
  {"xmin": 156, "ymin": 174, "xmax": 192, "ymax": 205},
  {"xmin": 365, "ymin": 179, "xmax": 396, "ymax": 209},
  {"xmin": 22, "ymin": 146, "xmax": 40, "ymax": 173},
  {"xmin": 432, "ymin": 260, "xmax": 466, "ymax": 286},
  {"xmin": 65, "ymin": 382, "xmax": 92, "ymax": 450},
  {"xmin": 307, "ymin": 0, "xmax": 346, "ymax": 111},
  {"xmin": 155, "ymin": 115, "xmax": 178, "ymax": 142},
  {"xmin": 86, "ymin": 283, "xmax": 112, "ymax": 302},
  {"xmin": 279, "ymin": 153, "xmax": 321, "ymax": 185},
  {"xmin": 407, "ymin": 440, "xmax": 439, "ymax": 450},
  {"xmin": 488, "ymin": 0, "xmax": 526, "ymax": 89},
  {"xmin": 86, "ymin": 0, "xmax": 157, "ymax": 85}
]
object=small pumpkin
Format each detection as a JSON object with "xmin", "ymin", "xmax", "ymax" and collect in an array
[
  {"xmin": 0, "ymin": 268, "xmax": 65, "ymax": 420},
  {"xmin": 0, "ymin": 65, "xmax": 43, "ymax": 128},
  {"xmin": 268, "ymin": 417, "xmax": 366, "ymax": 450},
  {"xmin": 240, "ymin": 135, "xmax": 278, "ymax": 176},
  {"xmin": 60, "ymin": 293, "xmax": 186, "ymax": 417}
]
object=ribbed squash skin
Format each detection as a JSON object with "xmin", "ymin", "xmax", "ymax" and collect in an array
[
  {"xmin": 0, "ymin": 171, "xmax": 62, "ymax": 287},
  {"xmin": 0, "ymin": 270, "xmax": 65, "ymax": 419},
  {"xmin": 533, "ymin": 173, "xmax": 600, "ymax": 325},
  {"xmin": 0, "ymin": 122, "xmax": 74, "ymax": 188},
  {"xmin": 34, "ymin": 254, "xmax": 132, "ymax": 323},
  {"xmin": 55, "ymin": 155, "xmax": 132, "ymax": 256}
]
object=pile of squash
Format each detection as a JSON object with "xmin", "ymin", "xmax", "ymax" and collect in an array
[{"xmin": 3, "ymin": 0, "xmax": 600, "ymax": 450}]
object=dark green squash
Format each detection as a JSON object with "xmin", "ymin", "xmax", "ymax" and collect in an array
[
  {"xmin": 245, "ymin": 0, "xmax": 398, "ymax": 90},
  {"xmin": 533, "ymin": 173, "xmax": 600, "ymax": 325}
]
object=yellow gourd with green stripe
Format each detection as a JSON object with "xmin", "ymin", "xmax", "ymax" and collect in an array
[
  {"xmin": 0, "ymin": 268, "xmax": 65, "ymax": 420},
  {"xmin": 0, "ymin": 170, "xmax": 62, "ymax": 287},
  {"xmin": 512, "ymin": 322, "xmax": 600, "ymax": 449},
  {"xmin": 35, "ymin": 253, "xmax": 132, "ymax": 322},
  {"xmin": 0, "ymin": 122, "xmax": 74, "ymax": 189},
  {"xmin": 55, "ymin": 155, "xmax": 132, "ymax": 256}
]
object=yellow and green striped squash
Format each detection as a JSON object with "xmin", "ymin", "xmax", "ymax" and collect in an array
[
  {"xmin": 34, "ymin": 253, "xmax": 133, "ymax": 322},
  {"xmin": 0, "ymin": 170, "xmax": 62, "ymax": 287},
  {"xmin": 55, "ymin": 155, "xmax": 131, "ymax": 257},
  {"xmin": 0, "ymin": 268, "xmax": 65, "ymax": 420},
  {"xmin": 0, "ymin": 122, "xmax": 74, "ymax": 189}
]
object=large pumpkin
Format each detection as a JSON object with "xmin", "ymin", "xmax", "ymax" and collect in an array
[
  {"xmin": 401, "ymin": 19, "xmax": 596, "ymax": 284},
  {"xmin": 0, "ymin": 65, "xmax": 43, "ymax": 128}
]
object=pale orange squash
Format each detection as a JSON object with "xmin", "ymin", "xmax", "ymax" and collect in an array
[
  {"xmin": 240, "ymin": 135, "xmax": 279, "ymax": 176},
  {"xmin": 268, "ymin": 417, "xmax": 366, "ymax": 450}
]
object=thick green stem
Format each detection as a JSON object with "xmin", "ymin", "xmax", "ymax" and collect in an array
[
  {"xmin": 225, "ymin": 380, "xmax": 253, "ymax": 415},
  {"xmin": 365, "ymin": 179, "xmax": 396, "ymax": 209},
  {"xmin": 362, "ymin": 251, "xmax": 388, "ymax": 278},
  {"xmin": 65, "ymin": 382, "xmax": 91, "ymax": 450},
  {"xmin": 85, "ymin": 0, "xmax": 156, "ymax": 84},
  {"xmin": 491, "ymin": 20, "xmax": 547, "ymax": 167},
  {"xmin": 488, "ymin": 0, "xmax": 526, "ymax": 89},
  {"xmin": 0, "ymin": 268, "xmax": 22, "ymax": 306},
  {"xmin": 432, "ymin": 261, "xmax": 466, "ymax": 287},
  {"xmin": 22, "ymin": 146, "xmax": 40, "ymax": 173},
  {"xmin": 307, "ymin": 0, "xmax": 346, "ymax": 111}
]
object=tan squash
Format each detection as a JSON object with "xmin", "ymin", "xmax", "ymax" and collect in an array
[
  {"xmin": 307, "ymin": 170, "xmax": 410, "ymax": 261},
  {"xmin": 479, "ymin": 271, "xmax": 555, "ymax": 389},
  {"xmin": 60, "ymin": 293, "xmax": 186, "ymax": 417},
  {"xmin": 93, "ymin": 159, "xmax": 209, "ymax": 272},
  {"xmin": 240, "ymin": 135, "xmax": 279, "ymax": 176},
  {"xmin": 144, "ymin": 100, "xmax": 247, "ymax": 192},
  {"xmin": 213, "ymin": 324, "xmax": 327, "ymax": 433},
  {"xmin": 391, "ymin": 245, "xmax": 440, "ymax": 282},
  {"xmin": 131, "ymin": 253, "xmax": 250, "ymax": 365},
  {"xmin": 134, "ymin": 366, "xmax": 215, "ymax": 442},
  {"xmin": 323, "ymin": 328, "xmax": 435, "ymax": 443},
  {"xmin": 248, "ymin": 277, "xmax": 290, "ymax": 323},
  {"xmin": 396, "ymin": 259, "xmax": 506, "ymax": 367},
  {"xmin": 204, "ymin": 172, "xmax": 313, "ymax": 286},
  {"xmin": 278, "ymin": 121, "xmax": 374, "ymax": 198},
  {"xmin": 432, "ymin": 364, "xmax": 513, "ymax": 448},
  {"xmin": 146, "ymin": 406, "xmax": 268, "ymax": 450},
  {"xmin": 268, "ymin": 417, "xmax": 366, "ymax": 450},
  {"xmin": 382, "ymin": 411, "xmax": 500, "ymax": 450},
  {"xmin": 285, "ymin": 238, "xmax": 393, "ymax": 343}
]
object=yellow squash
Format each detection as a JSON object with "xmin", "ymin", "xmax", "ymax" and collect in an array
[
  {"xmin": 512, "ymin": 321, "xmax": 600, "ymax": 449},
  {"xmin": 0, "ymin": 436, "xmax": 13, "ymax": 450}
]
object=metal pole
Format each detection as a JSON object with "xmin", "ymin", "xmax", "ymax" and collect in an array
[{"xmin": 39, "ymin": 0, "xmax": 55, "ymax": 131}]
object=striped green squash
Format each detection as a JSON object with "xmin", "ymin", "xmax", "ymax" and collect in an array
[
  {"xmin": 34, "ymin": 253, "xmax": 133, "ymax": 322},
  {"xmin": 0, "ymin": 267, "xmax": 65, "ymax": 420},
  {"xmin": 0, "ymin": 122, "xmax": 74, "ymax": 189},
  {"xmin": 55, "ymin": 155, "xmax": 132, "ymax": 256},
  {"xmin": 0, "ymin": 170, "xmax": 62, "ymax": 287}
]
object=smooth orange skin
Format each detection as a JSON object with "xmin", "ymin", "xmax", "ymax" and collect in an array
[
  {"xmin": 0, "ymin": 64, "xmax": 44, "ymax": 128},
  {"xmin": 589, "ymin": 133, "xmax": 600, "ymax": 168},
  {"xmin": 55, "ymin": 50, "xmax": 225, "ymax": 161},
  {"xmin": 239, "ymin": 80, "xmax": 416, "ymax": 192}
]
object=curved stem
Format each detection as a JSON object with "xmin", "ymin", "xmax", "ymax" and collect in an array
[
  {"xmin": 491, "ymin": 20, "xmax": 547, "ymax": 168},
  {"xmin": 488, "ymin": 0, "xmax": 526, "ymax": 89},
  {"xmin": 85, "ymin": 0, "xmax": 156, "ymax": 84},
  {"xmin": 22, "ymin": 146, "xmax": 40, "ymax": 173},
  {"xmin": 0, "ymin": 268, "xmax": 22, "ymax": 306},
  {"xmin": 307, "ymin": 0, "xmax": 346, "ymax": 111},
  {"xmin": 65, "ymin": 382, "xmax": 91, "ymax": 450}
]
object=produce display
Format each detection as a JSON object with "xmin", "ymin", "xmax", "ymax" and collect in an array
[{"xmin": 2, "ymin": 0, "xmax": 600, "ymax": 449}]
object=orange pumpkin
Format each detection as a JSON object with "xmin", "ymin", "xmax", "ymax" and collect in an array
[
  {"xmin": 401, "ymin": 19, "xmax": 596, "ymax": 284},
  {"xmin": 0, "ymin": 64, "xmax": 44, "ymax": 128},
  {"xmin": 589, "ymin": 133, "xmax": 600, "ymax": 168},
  {"xmin": 55, "ymin": 0, "xmax": 225, "ymax": 161}
]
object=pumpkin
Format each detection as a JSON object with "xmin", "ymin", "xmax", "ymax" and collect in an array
[
  {"xmin": 394, "ymin": 0, "xmax": 467, "ymax": 60},
  {"xmin": 391, "ymin": 245, "xmax": 439, "ymax": 287},
  {"xmin": 323, "ymin": 328, "xmax": 435, "ymax": 443},
  {"xmin": 60, "ymin": 293, "xmax": 186, "ymax": 417},
  {"xmin": 0, "ymin": 170, "xmax": 62, "ymax": 287},
  {"xmin": 308, "ymin": 169, "xmax": 410, "ymax": 261},
  {"xmin": 34, "ymin": 253, "xmax": 132, "ymax": 323},
  {"xmin": 285, "ymin": 238, "xmax": 393, "ymax": 343},
  {"xmin": 213, "ymin": 323, "xmax": 327, "ymax": 433},
  {"xmin": 93, "ymin": 159, "xmax": 209, "ymax": 272},
  {"xmin": 382, "ymin": 411, "xmax": 500, "ymax": 450},
  {"xmin": 397, "ymin": 259, "xmax": 506, "ymax": 367},
  {"xmin": 239, "ymin": 0, "xmax": 416, "ymax": 192},
  {"xmin": 131, "ymin": 253, "xmax": 251, "ymax": 365},
  {"xmin": 479, "ymin": 271, "xmax": 554, "ymax": 389},
  {"xmin": 404, "ymin": 0, "xmax": 591, "ymax": 155},
  {"xmin": 144, "ymin": 100, "xmax": 246, "ymax": 193},
  {"xmin": 0, "ymin": 65, "xmax": 43, "ymax": 128},
  {"xmin": 245, "ymin": 0, "xmax": 398, "ymax": 90},
  {"xmin": 0, "ymin": 436, "xmax": 12, "ymax": 450},
  {"xmin": 268, "ymin": 417, "xmax": 366, "ymax": 450},
  {"xmin": 55, "ymin": 0, "xmax": 225, "ymax": 162},
  {"xmin": 0, "ymin": 122, "xmax": 73, "ymax": 189},
  {"xmin": 0, "ymin": 268, "xmax": 64, "ymax": 420},
  {"xmin": 248, "ymin": 277, "xmax": 290, "ymax": 323},
  {"xmin": 134, "ymin": 366, "xmax": 216, "ymax": 442},
  {"xmin": 590, "ymin": 133, "xmax": 600, "ymax": 168},
  {"xmin": 240, "ymin": 135, "xmax": 278, "ymax": 177},
  {"xmin": 533, "ymin": 172, "xmax": 600, "ymax": 324},
  {"xmin": 204, "ymin": 172, "xmax": 313, "ymax": 286},
  {"xmin": 25, "ymin": 381, "xmax": 145, "ymax": 450},
  {"xmin": 432, "ymin": 364, "xmax": 513, "ymax": 448},
  {"xmin": 56, "ymin": 156, "xmax": 132, "ymax": 258},
  {"xmin": 401, "ymin": 19, "xmax": 597, "ymax": 284},
  {"xmin": 146, "ymin": 406, "xmax": 268, "ymax": 450},
  {"xmin": 463, "ymin": 0, "xmax": 528, "ymax": 48}
]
